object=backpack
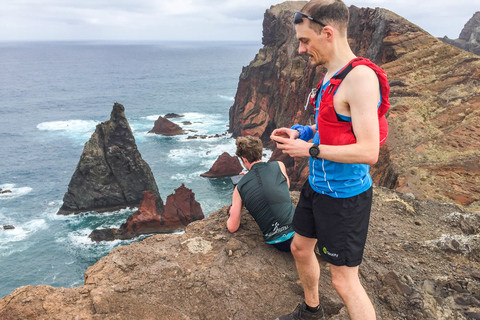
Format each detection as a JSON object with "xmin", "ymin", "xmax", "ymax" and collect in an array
[{"xmin": 311, "ymin": 57, "xmax": 390, "ymax": 146}]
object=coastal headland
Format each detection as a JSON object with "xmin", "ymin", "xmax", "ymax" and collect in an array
[{"xmin": 1, "ymin": 1, "xmax": 479, "ymax": 319}]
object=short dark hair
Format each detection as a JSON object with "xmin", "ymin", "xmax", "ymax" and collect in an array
[
  {"xmin": 302, "ymin": 0, "xmax": 349, "ymax": 34},
  {"xmin": 235, "ymin": 136, "xmax": 263, "ymax": 163}
]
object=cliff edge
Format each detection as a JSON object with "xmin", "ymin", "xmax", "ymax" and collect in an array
[{"xmin": 1, "ymin": 186, "xmax": 479, "ymax": 319}]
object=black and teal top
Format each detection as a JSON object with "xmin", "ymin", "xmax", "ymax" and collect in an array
[{"xmin": 237, "ymin": 162, "xmax": 295, "ymax": 244}]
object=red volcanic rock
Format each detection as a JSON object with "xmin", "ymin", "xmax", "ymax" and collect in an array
[
  {"xmin": 149, "ymin": 116, "xmax": 184, "ymax": 136},
  {"xmin": 117, "ymin": 190, "xmax": 164, "ymax": 238},
  {"xmin": 89, "ymin": 186, "xmax": 203, "ymax": 241},
  {"xmin": 200, "ymin": 152, "xmax": 243, "ymax": 178},
  {"xmin": 163, "ymin": 184, "xmax": 204, "ymax": 227}
]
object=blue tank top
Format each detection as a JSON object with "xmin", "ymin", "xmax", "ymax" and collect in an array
[{"xmin": 309, "ymin": 76, "xmax": 373, "ymax": 198}]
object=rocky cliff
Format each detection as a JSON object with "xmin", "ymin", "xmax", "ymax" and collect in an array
[
  {"xmin": 442, "ymin": 12, "xmax": 480, "ymax": 56},
  {"xmin": 229, "ymin": 2, "xmax": 480, "ymax": 211},
  {"xmin": 1, "ymin": 185, "xmax": 479, "ymax": 319}
]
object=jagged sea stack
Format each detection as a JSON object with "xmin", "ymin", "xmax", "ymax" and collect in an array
[{"xmin": 57, "ymin": 103, "xmax": 163, "ymax": 215}]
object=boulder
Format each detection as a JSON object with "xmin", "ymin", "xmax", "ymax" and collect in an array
[
  {"xmin": 164, "ymin": 113, "xmax": 184, "ymax": 119},
  {"xmin": 89, "ymin": 185, "xmax": 203, "ymax": 241},
  {"xmin": 149, "ymin": 116, "xmax": 184, "ymax": 135},
  {"xmin": 2, "ymin": 225, "xmax": 15, "ymax": 230},
  {"xmin": 0, "ymin": 189, "xmax": 12, "ymax": 194},
  {"xmin": 57, "ymin": 103, "xmax": 162, "ymax": 215},
  {"xmin": 200, "ymin": 152, "xmax": 243, "ymax": 178}
]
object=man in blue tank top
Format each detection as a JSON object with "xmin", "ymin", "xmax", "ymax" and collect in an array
[
  {"xmin": 227, "ymin": 136, "xmax": 295, "ymax": 252},
  {"xmin": 270, "ymin": 1, "xmax": 387, "ymax": 319}
]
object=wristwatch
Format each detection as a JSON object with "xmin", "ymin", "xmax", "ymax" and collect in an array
[{"xmin": 309, "ymin": 143, "xmax": 320, "ymax": 159}]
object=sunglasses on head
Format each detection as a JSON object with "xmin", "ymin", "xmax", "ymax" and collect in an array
[{"xmin": 293, "ymin": 11, "xmax": 326, "ymax": 27}]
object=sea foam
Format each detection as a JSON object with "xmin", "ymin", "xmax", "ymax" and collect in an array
[
  {"xmin": 0, "ymin": 184, "xmax": 33, "ymax": 200},
  {"xmin": 142, "ymin": 112, "xmax": 228, "ymax": 137},
  {"xmin": 168, "ymin": 138, "xmax": 237, "ymax": 167},
  {"xmin": 0, "ymin": 219, "xmax": 47, "ymax": 257},
  {"xmin": 37, "ymin": 120, "xmax": 99, "ymax": 133},
  {"xmin": 217, "ymin": 94, "xmax": 235, "ymax": 101}
]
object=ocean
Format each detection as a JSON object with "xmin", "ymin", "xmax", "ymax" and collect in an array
[{"xmin": 0, "ymin": 41, "xmax": 263, "ymax": 298}]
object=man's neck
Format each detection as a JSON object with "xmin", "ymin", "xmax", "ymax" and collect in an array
[
  {"xmin": 324, "ymin": 40, "xmax": 356, "ymax": 78},
  {"xmin": 246, "ymin": 160, "xmax": 262, "ymax": 171}
]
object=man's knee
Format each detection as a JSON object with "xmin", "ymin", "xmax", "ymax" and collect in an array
[
  {"xmin": 290, "ymin": 235, "xmax": 316, "ymax": 260},
  {"xmin": 290, "ymin": 240, "xmax": 303, "ymax": 258},
  {"xmin": 330, "ymin": 266, "xmax": 360, "ymax": 295},
  {"xmin": 331, "ymin": 273, "xmax": 348, "ymax": 295}
]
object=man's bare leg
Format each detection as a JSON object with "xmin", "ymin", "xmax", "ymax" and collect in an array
[
  {"xmin": 290, "ymin": 233, "xmax": 320, "ymax": 308},
  {"xmin": 330, "ymin": 265, "xmax": 376, "ymax": 320}
]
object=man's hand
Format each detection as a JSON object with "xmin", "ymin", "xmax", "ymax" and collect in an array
[
  {"xmin": 270, "ymin": 134, "xmax": 312, "ymax": 158},
  {"xmin": 271, "ymin": 127, "xmax": 300, "ymax": 140}
]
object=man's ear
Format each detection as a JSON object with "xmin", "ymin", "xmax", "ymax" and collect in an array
[{"xmin": 322, "ymin": 25, "xmax": 334, "ymax": 40}]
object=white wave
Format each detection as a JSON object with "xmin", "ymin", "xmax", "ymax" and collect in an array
[
  {"xmin": 62, "ymin": 226, "xmax": 152, "ymax": 252},
  {"xmin": 168, "ymin": 138, "xmax": 237, "ymax": 167},
  {"xmin": 167, "ymin": 137, "xmax": 272, "ymax": 171},
  {"xmin": 262, "ymin": 148, "xmax": 273, "ymax": 162},
  {"xmin": 170, "ymin": 171, "xmax": 205, "ymax": 183},
  {"xmin": 0, "ymin": 227, "xmax": 29, "ymax": 243},
  {"xmin": 217, "ymin": 94, "xmax": 235, "ymax": 101},
  {"xmin": 144, "ymin": 115, "xmax": 162, "ymax": 121},
  {"xmin": 0, "ymin": 184, "xmax": 33, "ymax": 200},
  {"xmin": 66, "ymin": 228, "xmax": 122, "ymax": 248},
  {"xmin": 0, "ymin": 219, "xmax": 47, "ymax": 247},
  {"xmin": 142, "ymin": 112, "xmax": 228, "ymax": 137},
  {"xmin": 45, "ymin": 202, "xmax": 137, "ymax": 222},
  {"xmin": 23, "ymin": 219, "xmax": 47, "ymax": 232},
  {"xmin": 37, "ymin": 120, "xmax": 99, "ymax": 133}
]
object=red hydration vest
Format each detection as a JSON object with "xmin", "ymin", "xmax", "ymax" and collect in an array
[{"xmin": 311, "ymin": 57, "xmax": 390, "ymax": 146}]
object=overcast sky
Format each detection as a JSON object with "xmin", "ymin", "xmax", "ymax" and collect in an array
[{"xmin": 0, "ymin": 0, "xmax": 477, "ymax": 42}]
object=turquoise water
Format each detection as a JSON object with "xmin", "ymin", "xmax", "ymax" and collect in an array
[{"xmin": 0, "ymin": 41, "xmax": 262, "ymax": 298}]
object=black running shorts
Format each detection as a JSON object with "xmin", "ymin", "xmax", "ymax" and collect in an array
[{"xmin": 292, "ymin": 181, "xmax": 372, "ymax": 267}]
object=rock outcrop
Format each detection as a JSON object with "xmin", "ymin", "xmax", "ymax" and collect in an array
[
  {"xmin": 442, "ymin": 12, "xmax": 480, "ymax": 55},
  {"xmin": 0, "ymin": 189, "xmax": 12, "ymax": 194},
  {"xmin": 89, "ymin": 185, "xmax": 203, "ymax": 241},
  {"xmin": 200, "ymin": 152, "xmax": 243, "ymax": 178},
  {"xmin": 229, "ymin": 2, "xmax": 480, "ymax": 211},
  {"xmin": 162, "ymin": 184, "xmax": 204, "ymax": 227},
  {"xmin": 2, "ymin": 185, "xmax": 480, "ymax": 319},
  {"xmin": 57, "ymin": 103, "xmax": 161, "ymax": 215},
  {"xmin": 149, "ymin": 115, "xmax": 184, "ymax": 136},
  {"xmin": 164, "ymin": 113, "xmax": 184, "ymax": 119}
]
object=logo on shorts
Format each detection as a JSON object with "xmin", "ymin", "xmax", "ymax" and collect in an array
[
  {"xmin": 265, "ymin": 222, "xmax": 289, "ymax": 238},
  {"xmin": 323, "ymin": 247, "xmax": 339, "ymax": 258}
]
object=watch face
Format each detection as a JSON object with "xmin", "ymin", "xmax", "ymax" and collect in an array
[{"xmin": 309, "ymin": 145, "xmax": 319, "ymax": 158}]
